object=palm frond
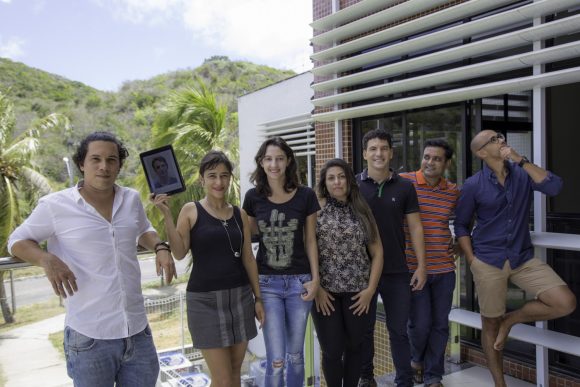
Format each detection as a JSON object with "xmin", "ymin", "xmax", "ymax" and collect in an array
[
  {"xmin": 172, "ymin": 123, "xmax": 214, "ymax": 150},
  {"xmin": 3, "ymin": 113, "xmax": 70, "ymax": 163},
  {"xmin": 0, "ymin": 93, "xmax": 66, "ymax": 255},
  {"xmin": 32, "ymin": 113, "xmax": 70, "ymax": 135},
  {"xmin": 144, "ymin": 76, "xmax": 240, "ymax": 241},
  {"xmin": 19, "ymin": 167, "xmax": 53, "ymax": 196},
  {"xmin": 0, "ymin": 92, "xmax": 16, "ymax": 151},
  {"xmin": 0, "ymin": 176, "xmax": 20, "ymax": 254},
  {"xmin": 2, "ymin": 136, "xmax": 39, "ymax": 163}
]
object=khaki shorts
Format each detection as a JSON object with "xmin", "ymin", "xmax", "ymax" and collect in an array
[{"xmin": 469, "ymin": 257, "xmax": 566, "ymax": 318}]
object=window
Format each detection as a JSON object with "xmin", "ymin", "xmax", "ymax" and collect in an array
[{"xmin": 354, "ymin": 105, "xmax": 463, "ymax": 182}]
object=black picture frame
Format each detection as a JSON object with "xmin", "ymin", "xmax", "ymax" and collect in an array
[{"xmin": 140, "ymin": 145, "xmax": 186, "ymax": 195}]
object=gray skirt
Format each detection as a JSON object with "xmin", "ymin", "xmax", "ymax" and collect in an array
[{"xmin": 186, "ymin": 285, "xmax": 257, "ymax": 349}]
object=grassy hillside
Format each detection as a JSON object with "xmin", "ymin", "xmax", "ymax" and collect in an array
[{"xmin": 0, "ymin": 56, "xmax": 294, "ymax": 186}]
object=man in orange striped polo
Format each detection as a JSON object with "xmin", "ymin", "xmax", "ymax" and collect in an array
[{"xmin": 400, "ymin": 139, "xmax": 459, "ymax": 387}]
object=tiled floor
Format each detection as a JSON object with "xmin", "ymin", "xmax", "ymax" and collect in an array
[
  {"xmin": 427, "ymin": 365, "xmax": 534, "ymax": 387},
  {"xmin": 375, "ymin": 364, "xmax": 534, "ymax": 387}
]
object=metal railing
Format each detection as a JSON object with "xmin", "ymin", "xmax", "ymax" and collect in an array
[{"xmin": 0, "ymin": 256, "xmax": 32, "ymax": 313}]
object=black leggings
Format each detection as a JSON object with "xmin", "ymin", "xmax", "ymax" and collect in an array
[{"xmin": 311, "ymin": 292, "xmax": 371, "ymax": 387}]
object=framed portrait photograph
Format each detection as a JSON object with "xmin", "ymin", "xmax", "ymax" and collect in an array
[{"xmin": 140, "ymin": 145, "xmax": 186, "ymax": 195}]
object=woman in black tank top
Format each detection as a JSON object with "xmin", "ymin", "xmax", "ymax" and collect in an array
[{"xmin": 152, "ymin": 151, "xmax": 264, "ymax": 384}]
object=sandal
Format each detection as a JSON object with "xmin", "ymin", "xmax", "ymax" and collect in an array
[{"xmin": 411, "ymin": 364, "xmax": 424, "ymax": 384}]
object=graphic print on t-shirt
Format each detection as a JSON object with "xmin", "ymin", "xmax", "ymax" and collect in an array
[{"xmin": 258, "ymin": 209, "xmax": 298, "ymax": 269}]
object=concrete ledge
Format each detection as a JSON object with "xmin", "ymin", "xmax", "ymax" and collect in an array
[
  {"xmin": 449, "ymin": 309, "xmax": 580, "ymax": 357},
  {"xmin": 530, "ymin": 231, "xmax": 580, "ymax": 251}
]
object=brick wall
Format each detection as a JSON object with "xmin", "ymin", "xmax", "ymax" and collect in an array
[
  {"xmin": 462, "ymin": 345, "xmax": 580, "ymax": 387},
  {"xmin": 313, "ymin": 121, "xmax": 334, "ymax": 179}
]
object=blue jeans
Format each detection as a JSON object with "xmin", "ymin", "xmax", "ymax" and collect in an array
[
  {"xmin": 408, "ymin": 271, "xmax": 456, "ymax": 385},
  {"xmin": 360, "ymin": 273, "xmax": 413, "ymax": 387},
  {"xmin": 259, "ymin": 274, "xmax": 312, "ymax": 387},
  {"xmin": 64, "ymin": 325, "xmax": 159, "ymax": 387}
]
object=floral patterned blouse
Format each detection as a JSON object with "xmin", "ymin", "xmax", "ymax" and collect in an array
[{"xmin": 316, "ymin": 197, "xmax": 371, "ymax": 293}]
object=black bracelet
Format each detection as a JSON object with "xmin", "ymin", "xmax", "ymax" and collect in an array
[
  {"xmin": 518, "ymin": 156, "xmax": 530, "ymax": 168},
  {"xmin": 154, "ymin": 241, "xmax": 170, "ymax": 252},
  {"xmin": 155, "ymin": 247, "xmax": 170, "ymax": 253}
]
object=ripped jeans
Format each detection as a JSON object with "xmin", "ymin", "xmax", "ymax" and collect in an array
[{"xmin": 259, "ymin": 274, "xmax": 313, "ymax": 387}]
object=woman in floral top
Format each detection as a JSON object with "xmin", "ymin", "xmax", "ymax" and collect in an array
[{"xmin": 313, "ymin": 158, "xmax": 383, "ymax": 387}]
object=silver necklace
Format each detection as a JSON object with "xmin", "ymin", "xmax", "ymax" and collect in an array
[
  {"xmin": 206, "ymin": 201, "xmax": 230, "ymax": 227},
  {"xmin": 220, "ymin": 214, "xmax": 243, "ymax": 258},
  {"xmin": 204, "ymin": 200, "xmax": 242, "ymax": 258},
  {"xmin": 213, "ymin": 211, "xmax": 229, "ymax": 227}
]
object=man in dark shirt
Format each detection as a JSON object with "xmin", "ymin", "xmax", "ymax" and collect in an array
[
  {"xmin": 357, "ymin": 129, "xmax": 426, "ymax": 387},
  {"xmin": 455, "ymin": 130, "xmax": 576, "ymax": 387}
]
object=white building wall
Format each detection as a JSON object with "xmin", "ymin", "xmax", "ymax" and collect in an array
[{"xmin": 237, "ymin": 72, "xmax": 314, "ymax": 200}]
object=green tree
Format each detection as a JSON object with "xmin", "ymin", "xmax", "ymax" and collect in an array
[
  {"xmin": 0, "ymin": 91, "xmax": 69, "ymax": 323},
  {"xmin": 139, "ymin": 77, "xmax": 239, "ymax": 241}
]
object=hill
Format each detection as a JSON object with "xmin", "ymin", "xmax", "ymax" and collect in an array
[{"xmin": 0, "ymin": 56, "xmax": 295, "ymax": 186}]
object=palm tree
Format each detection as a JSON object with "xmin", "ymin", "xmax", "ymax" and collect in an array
[
  {"xmin": 0, "ymin": 91, "xmax": 70, "ymax": 323},
  {"xmin": 139, "ymin": 77, "xmax": 240, "ymax": 240}
]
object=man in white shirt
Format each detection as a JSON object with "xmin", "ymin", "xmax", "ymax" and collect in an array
[{"xmin": 8, "ymin": 131, "xmax": 177, "ymax": 387}]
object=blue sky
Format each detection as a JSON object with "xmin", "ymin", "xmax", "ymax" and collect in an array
[{"xmin": 0, "ymin": 0, "xmax": 313, "ymax": 91}]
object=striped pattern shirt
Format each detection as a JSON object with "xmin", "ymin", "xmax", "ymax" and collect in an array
[{"xmin": 400, "ymin": 171, "xmax": 459, "ymax": 274}]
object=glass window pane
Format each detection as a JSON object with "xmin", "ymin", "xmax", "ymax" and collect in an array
[
  {"xmin": 359, "ymin": 115, "xmax": 403, "ymax": 171},
  {"xmin": 506, "ymin": 131, "xmax": 532, "ymax": 161},
  {"xmin": 406, "ymin": 105, "xmax": 463, "ymax": 183}
]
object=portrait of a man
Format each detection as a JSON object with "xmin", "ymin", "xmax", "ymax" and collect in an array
[
  {"xmin": 140, "ymin": 145, "xmax": 185, "ymax": 195},
  {"xmin": 151, "ymin": 156, "xmax": 178, "ymax": 188}
]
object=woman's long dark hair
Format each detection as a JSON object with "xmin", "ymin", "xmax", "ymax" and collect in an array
[
  {"xmin": 317, "ymin": 158, "xmax": 378, "ymax": 243},
  {"xmin": 250, "ymin": 137, "xmax": 300, "ymax": 196}
]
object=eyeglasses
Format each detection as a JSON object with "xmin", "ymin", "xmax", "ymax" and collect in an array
[{"xmin": 477, "ymin": 133, "xmax": 505, "ymax": 151}]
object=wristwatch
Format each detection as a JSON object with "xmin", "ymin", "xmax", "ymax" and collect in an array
[
  {"xmin": 154, "ymin": 241, "xmax": 170, "ymax": 252},
  {"xmin": 518, "ymin": 156, "xmax": 530, "ymax": 168}
]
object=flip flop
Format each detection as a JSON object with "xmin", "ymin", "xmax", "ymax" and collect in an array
[{"xmin": 412, "ymin": 365, "xmax": 424, "ymax": 384}]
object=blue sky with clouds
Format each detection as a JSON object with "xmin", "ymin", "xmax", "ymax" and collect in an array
[{"xmin": 0, "ymin": 0, "xmax": 313, "ymax": 91}]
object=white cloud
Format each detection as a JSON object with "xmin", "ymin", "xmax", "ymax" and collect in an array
[
  {"xmin": 95, "ymin": 0, "xmax": 313, "ymax": 72},
  {"xmin": 183, "ymin": 0, "xmax": 313, "ymax": 72},
  {"xmin": 0, "ymin": 36, "xmax": 25, "ymax": 59},
  {"xmin": 1, "ymin": 0, "xmax": 13, "ymax": 4},
  {"xmin": 153, "ymin": 46, "xmax": 167, "ymax": 58},
  {"xmin": 32, "ymin": 0, "xmax": 47, "ymax": 13},
  {"xmin": 92, "ymin": 0, "xmax": 183, "ymax": 24}
]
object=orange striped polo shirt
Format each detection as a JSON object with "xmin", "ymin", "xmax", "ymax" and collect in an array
[{"xmin": 400, "ymin": 170, "xmax": 459, "ymax": 274}]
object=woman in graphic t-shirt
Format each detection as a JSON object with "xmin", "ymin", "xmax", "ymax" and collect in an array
[
  {"xmin": 152, "ymin": 151, "xmax": 264, "ymax": 385},
  {"xmin": 243, "ymin": 137, "xmax": 319, "ymax": 387}
]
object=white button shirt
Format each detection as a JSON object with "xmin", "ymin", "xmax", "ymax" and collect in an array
[{"xmin": 8, "ymin": 184, "xmax": 154, "ymax": 339}]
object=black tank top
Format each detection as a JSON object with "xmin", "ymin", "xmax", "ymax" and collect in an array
[{"xmin": 187, "ymin": 202, "xmax": 249, "ymax": 292}]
